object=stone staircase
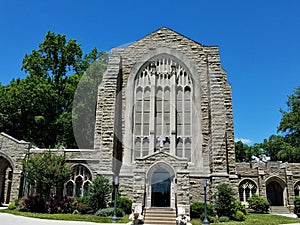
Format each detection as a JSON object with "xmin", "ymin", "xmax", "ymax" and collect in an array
[
  {"xmin": 144, "ymin": 208, "xmax": 177, "ymax": 225},
  {"xmin": 270, "ymin": 206, "xmax": 291, "ymax": 214}
]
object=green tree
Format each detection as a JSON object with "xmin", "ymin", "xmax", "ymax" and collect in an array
[
  {"xmin": 262, "ymin": 135, "xmax": 296, "ymax": 161},
  {"xmin": 278, "ymin": 87, "xmax": 300, "ymax": 148},
  {"xmin": 235, "ymin": 141, "xmax": 250, "ymax": 162},
  {"xmin": 0, "ymin": 31, "xmax": 106, "ymax": 148},
  {"xmin": 261, "ymin": 87, "xmax": 300, "ymax": 162},
  {"xmin": 88, "ymin": 175, "xmax": 112, "ymax": 211},
  {"xmin": 23, "ymin": 150, "xmax": 72, "ymax": 208},
  {"xmin": 0, "ymin": 76, "xmax": 55, "ymax": 145},
  {"xmin": 235, "ymin": 141, "xmax": 264, "ymax": 162},
  {"xmin": 249, "ymin": 143, "xmax": 264, "ymax": 160},
  {"xmin": 213, "ymin": 183, "xmax": 236, "ymax": 218}
]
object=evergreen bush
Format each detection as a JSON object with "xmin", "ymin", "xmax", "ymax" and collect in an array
[
  {"xmin": 190, "ymin": 201, "xmax": 216, "ymax": 222},
  {"xmin": 116, "ymin": 197, "xmax": 133, "ymax": 215},
  {"xmin": 88, "ymin": 175, "xmax": 111, "ymax": 212},
  {"xmin": 213, "ymin": 183, "xmax": 235, "ymax": 217},
  {"xmin": 95, "ymin": 207, "xmax": 125, "ymax": 217},
  {"xmin": 219, "ymin": 216, "xmax": 230, "ymax": 222},
  {"xmin": 232, "ymin": 210, "xmax": 246, "ymax": 221},
  {"xmin": 231, "ymin": 200, "xmax": 248, "ymax": 216},
  {"xmin": 247, "ymin": 194, "xmax": 270, "ymax": 213},
  {"xmin": 294, "ymin": 196, "xmax": 300, "ymax": 216}
]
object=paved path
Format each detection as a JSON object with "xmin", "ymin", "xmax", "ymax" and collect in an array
[
  {"xmin": 1, "ymin": 207, "xmax": 300, "ymax": 225},
  {"xmin": 0, "ymin": 210, "xmax": 128, "ymax": 225}
]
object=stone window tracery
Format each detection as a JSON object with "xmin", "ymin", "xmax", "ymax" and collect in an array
[
  {"xmin": 64, "ymin": 164, "xmax": 92, "ymax": 197},
  {"xmin": 238, "ymin": 179, "xmax": 257, "ymax": 202},
  {"xmin": 133, "ymin": 56, "xmax": 193, "ymax": 161}
]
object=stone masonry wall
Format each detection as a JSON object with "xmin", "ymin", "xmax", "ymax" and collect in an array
[
  {"xmin": 95, "ymin": 27, "xmax": 236, "ymax": 205},
  {"xmin": 0, "ymin": 132, "xmax": 30, "ymax": 202},
  {"xmin": 94, "ymin": 55, "xmax": 122, "ymax": 177}
]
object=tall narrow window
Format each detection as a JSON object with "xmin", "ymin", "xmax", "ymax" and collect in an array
[{"xmin": 133, "ymin": 56, "xmax": 193, "ymax": 161}]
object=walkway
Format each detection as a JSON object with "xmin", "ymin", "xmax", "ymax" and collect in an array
[
  {"xmin": 0, "ymin": 208, "xmax": 128, "ymax": 225},
  {"xmin": 1, "ymin": 207, "xmax": 300, "ymax": 225}
]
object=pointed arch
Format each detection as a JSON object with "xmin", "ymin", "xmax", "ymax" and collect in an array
[
  {"xmin": 64, "ymin": 164, "xmax": 92, "ymax": 197},
  {"xmin": 123, "ymin": 47, "xmax": 203, "ymax": 168}
]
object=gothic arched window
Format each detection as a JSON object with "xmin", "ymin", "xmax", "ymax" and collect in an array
[
  {"xmin": 238, "ymin": 179, "xmax": 257, "ymax": 202},
  {"xmin": 294, "ymin": 181, "xmax": 300, "ymax": 196},
  {"xmin": 64, "ymin": 164, "xmax": 92, "ymax": 197},
  {"xmin": 133, "ymin": 56, "xmax": 193, "ymax": 161}
]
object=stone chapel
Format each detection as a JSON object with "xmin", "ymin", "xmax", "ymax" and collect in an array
[{"xmin": 1, "ymin": 27, "xmax": 300, "ymax": 215}]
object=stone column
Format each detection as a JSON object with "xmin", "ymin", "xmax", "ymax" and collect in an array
[
  {"xmin": 176, "ymin": 171, "xmax": 190, "ymax": 214},
  {"xmin": 207, "ymin": 50, "xmax": 228, "ymax": 175},
  {"xmin": 94, "ymin": 55, "xmax": 121, "ymax": 176},
  {"xmin": 258, "ymin": 170, "xmax": 266, "ymax": 198},
  {"xmin": 149, "ymin": 63, "xmax": 156, "ymax": 154},
  {"xmin": 286, "ymin": 170, "xmax": 294, "ymax": 207},
  {"xmin": 9, "ymin": 171, "xmax": 22, "ymax": 202},
  {"xmin": 170, "ymin": 64, "xmax": 177, "ymax": 155},
  {"xmin": 133, "ymin": 169, "xmax": 146, "ymax": 206}
]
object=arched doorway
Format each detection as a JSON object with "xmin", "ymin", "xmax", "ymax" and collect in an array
[
  {"xmin": 151, "ymin": 167, "xmax": 171, "ymax": 207},
  {"xmin": 266, "ymin": 177, "xmax": 285, "ymax": 206},
  {"xmin": 146, "ymin": 162, "xmax": 176, "ymax": 209},
  {"xmin": 0, "ymin": 156, "xmax": 13, "ymax": 204}
]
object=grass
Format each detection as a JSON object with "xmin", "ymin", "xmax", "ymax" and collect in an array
[
  {"xmin": 1, "ymin": 209, "xmax": 300, "ymax": 225},
  {"xmin": 191, "ymin": 213, "xmax": 300, "ymax": 225},
  {"xmin": 0, "ymin": 209, "xmax": 130, "ymax": 223}
]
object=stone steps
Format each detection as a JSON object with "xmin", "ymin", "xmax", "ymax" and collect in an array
[
  {"xmin": 144, "ymin": 208, "xmax": 177, "ymax": 225},
  {"xmin": 270, "ymin": 206, "xmax": 291, "ymax": 214}
]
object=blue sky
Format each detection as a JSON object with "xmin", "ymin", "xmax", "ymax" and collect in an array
[{"xmin": 1, "ymin": 0, "xmax": 299, "ymax": 145}]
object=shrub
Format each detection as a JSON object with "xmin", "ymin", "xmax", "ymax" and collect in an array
[
  {"xmin": 77, "ymin": 202, "xmax": 91, "ymax": 214},
  {"xmin": 77, "ymin": 196, "xmax": 90, "ymax": 204},
  {"xmin": 111, "ymin": 197, "xmax": 132, "ymax": 215},
  {"xmin": 294, "ymin": 196, "xmax": 300, "ymax": 214},
  {"xmin": 95, "ymin": 207, "xmax": 125, "ymax": 217},
  {"xmin": 16, "ymin": 194, "xmax": 46, "ymax": 213},
  {"xmin": 213, "ymin": 183, "xmax": 235, "ymax": 217},
  {"xmin": 247, "ymin": 194, "xmax": 270, "ymax": 213},
  {"xmin": 190, "ymin": 201, "xmax": 216, "ymax": 222},
  {"xmin": 232, "ymin": 210, "xmax": 246, "ymax": 221},
  {"xmin": 76, "ymin": 196, "xmax": 92, "ymax": 214},
  {"xmin": 219, "ymin": 216, "xmax": 230, "ymax": 222},
  {"xmin": 231, "ymin": 200, "xmax": 248, "ymax": 217},
  {"xmin": 88, "ymin": 175, "xmax": 111, "ymax": 212},
  {"xmin": 8, "ymin": 202, "xmax": 16, "ymax": 210},
  {"xmin": 48, "ymin": 196, "xmax": 77, "ymax": 214}
]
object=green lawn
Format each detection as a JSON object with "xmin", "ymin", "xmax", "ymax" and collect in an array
[
  {"xmin": 0, "ymin": 209, "xmax": 130, "ymax": 223},
  {"xmin": 1, "ymin": 209, "xmax": 300, "ymax": 225},
  {"xmin": 191, "ymin": 213, "xmax": 300, "ymax": 225}
]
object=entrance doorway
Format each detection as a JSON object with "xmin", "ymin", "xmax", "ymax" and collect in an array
[
  {"xmin": 266, "ymin": 180, "xmax": 284, "ymax": 206},
  {"xmin": 151, "ymin": 167, "xmax": 171, "ymax": 207},
  {"xmin": 0, "ymin": 156, "xmax": 13, "ymax": 204}
]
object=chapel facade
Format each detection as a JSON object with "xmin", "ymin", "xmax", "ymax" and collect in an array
[{"xmin": 1, "ymin": 28, "xmax": 300, "ymax": 214}]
